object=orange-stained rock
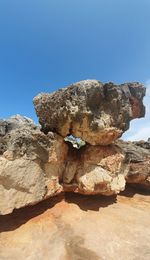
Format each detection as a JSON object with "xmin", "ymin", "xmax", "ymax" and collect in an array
[
  {"xmin": 0, "ymin": 115, "xmax": 150, "ymax": 216},
  {"xmin": 0, "ymin": 187, "xmax": 150, "ymax": 260},
  {"xmin": 63, "ymin": 144, "xmax": 127, "ymax": 195}
]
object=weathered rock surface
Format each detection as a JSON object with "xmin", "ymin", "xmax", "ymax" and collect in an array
[
  {"xmin": 33, "ymin": 80, "xmax": 145, "ymax": 145},
  {"xmin": 0, "ymin": 116, "xmax": 128, "ymax": 215},
  {"xmin": 0, "ymin": 114, "xmax": 150, "ymax": 215},
  {"xmin": 0, "ymin": 114, "xmax": 35, "ymax": 136},
  {"xmin": 116, "ymin": 139, "xmax": 150, "ymax": 190},
  {"xmin": 63, "ymin": 144, "xmax": 127, "ymax": 195},
  {"xmin": 0, "ymin": 187, "xmax": 150, "ymax": 260},
  {"xmin": 0, "ymin": 115, "xmax": 68, "ymax": 215},
  {"xmin": 0, "ymin": 81, "xmax": 148, "ymax": 215},
  {"xmin": 133, "ymin": 138, "xmax": 150, "ymax": 150},
  {"xmin": 0, "ymin": 80, "xmax": 149, "ymax": 259}
]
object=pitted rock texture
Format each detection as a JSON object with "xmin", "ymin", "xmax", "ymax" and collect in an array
[
  {"xmin": 0, "ymin": 114, "xmax": 35, "ymax": 137},
  {"xmin": 133, "ymin": 139, "xmax": 150, "ymax": 150},
  {"xmin": 0, "ymin": 115, "xmax": 150, "ymax": 215},
  {"xmin": 33, "ymin": 80, "xmax": 145, "ymax": 145},
  {"xmin": 0, "ymin": 116, "xmax": 68, "ymax": 215},
  {"xmin": 0, "ymin": 77, "xmax": 148, "ymax": 215},
  {"xmin": 63, "ymin": 144, "xmax": 127, "ymax": 195},
  {"xmin": 116, "ymin": 139, "xmax": 150, "ymax": 190},
  {"xmin": 0, "ymin": 115, "xmax": 128, "ymax": 215}
]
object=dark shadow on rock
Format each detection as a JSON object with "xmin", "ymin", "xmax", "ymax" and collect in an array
[
  {"xmin": 0, "ymin": 192, "xmax": 117, "ymax": 233},
  {"xmin": 120, "ymin": 184, "xmax": 150, "ymax": 198},
  {"xmin": 64, "ymin": 192, "xmax": 117, "ymax": 211},
  {"xmin": 65, "ymin": 235, "xmax": 100, "ymax": 260},
  {"xmin": 0, "ymin": 193, "xmax": 64, "ymax": 233}
]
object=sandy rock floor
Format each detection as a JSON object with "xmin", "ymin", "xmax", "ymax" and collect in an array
[{"xmin": 0, "ymin": 186, "xmax": 150, "ymax": 260}]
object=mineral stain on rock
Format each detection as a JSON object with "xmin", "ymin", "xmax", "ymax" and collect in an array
[
  {"xmin": 0, "ymin": 187, "xmax": 150, "ymax": 260},
  {"xmin": 65, "ymin": 235, "xmax": 100, "ymax": 260}
]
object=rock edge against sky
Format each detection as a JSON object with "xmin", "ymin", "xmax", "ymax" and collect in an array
[{"xmin": 0, "ymin": 80, "xmax": 149, "ymax": 215}]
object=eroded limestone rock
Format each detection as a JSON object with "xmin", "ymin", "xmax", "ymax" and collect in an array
[
  {"xmin": 0, "ymin": 115, "xmax": 129, "ymax": 215},
  {"xmin": 0, "ymin": 116, "xmax": 68, "ymax": 215},
  {"xmin": 116, "ymin": 140, "xmax": 150, "ymax": 190},
  {"xmin": 63, "ymin": 144, "xmax": 127, "ymax": 195},
  {"xmin": 0, "ymin": 77, "xmax": 148, "ymax": 215},
  {"xmin": 33, "ymin": 80, "xmax": 145, "ymax": 145}
]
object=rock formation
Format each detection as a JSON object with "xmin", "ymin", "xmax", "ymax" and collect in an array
[
  {"xmin": 0, "ymin": 115, "xmax": 68, "ymax": 215},
  {"xmin": 0, "ymin": 80, "xmax": 149, "ymax": 215},
  {"xmin": 1, "ymin": 188, "xmax": 150, "ymax": 260},
  {"xmin": 63, "ymin": 144, "xmax": 127, "ymax": 195},
  {"xmin": 117, "ymin": 139, "xmax": 150, "ymax": 190},
  {"xmin": 33, "ymin": 80, "xmax": 145, "ymax": 145},
  {"xmin": 0, "ymin": 116, "xmax": 127, "ymax": 215}
]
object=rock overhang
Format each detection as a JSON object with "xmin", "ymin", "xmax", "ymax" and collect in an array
[
  {"xmin": 0, "ymin": 80, "xmax": 149, "ymax": 215},
  {"xmin": 33, "ymin": 80, "xmax": 146, "ymax": 145}
]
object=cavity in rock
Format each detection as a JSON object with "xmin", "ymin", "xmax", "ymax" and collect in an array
[{"xmin": 64, "ymin": 135, "xmax": 86, "ymax": 149}]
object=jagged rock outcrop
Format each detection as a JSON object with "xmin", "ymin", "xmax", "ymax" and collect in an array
[
  {"xmin": 33, "ymin": 80, "xmax": 145, "ymax": 145},
  {"xmin": 0, "ymin": 115, "xmax": 68, "ymax": 215},
  {"xmin": 1, "ymin": 116, "xmax": 149, "ymax": 215},
  {"xmin": 133, "ymin": 139, "xmax": 150, "ymax": 150},
  {"xmin": 0, "ymin": 80, "xmax": 148, "ymax": 215},
  {"xmin": 116, "ymin": 139, "xmax": 150, "ymax": 190},
  {"xmin": 0, "ymin": 114, "xmax": 35, "ymax": 136},
  {"xmin": 63, "ymin": 139, "xmax": 150, "ymax": 195},
  {"xmin": 0, "ymin": 116, "xmax": 128, "ymax": 215},
  {"xmin": 63, "ymin": 144, "xmax": 127, "ymax": 195}
]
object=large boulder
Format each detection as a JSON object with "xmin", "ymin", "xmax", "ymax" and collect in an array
[
  {"xmin": 0, "ymin": 115, "xmax": 150, "ymax": 215},
  {"xmin": 116, "ymin": 140, "xmax": 150, "ymax": 190},
  {"xmin": 0, "ymin": 115, "xmax": 68, "ymax": 215},
  {"xmin": 0, "ymin": 115, "xmax": 128, "ymax": 215},
  {"xmin": 63, "ymin": 143, "xmax": 127, "ymax": 195},
  {"xmin": 0, "ymin": 114, "xmax": 35, "ymax": 136},
  {"xmin": 33, "ymin": 80, "xmax": 145, "ymax": 145}
]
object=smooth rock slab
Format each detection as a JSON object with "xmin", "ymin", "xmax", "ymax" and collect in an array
[
  {"xmin": 0, "ymin": 187, "xmax": 150, "ymax": 260},
  {"xmin": 33, "ymin": 80, "xmax": 146, "ymax": 145}
]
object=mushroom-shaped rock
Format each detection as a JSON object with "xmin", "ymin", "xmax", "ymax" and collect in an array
[{"xmin": 33, "ymin": 80, "xmax": 146, "ymax": 145}]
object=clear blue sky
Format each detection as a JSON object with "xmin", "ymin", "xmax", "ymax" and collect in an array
[{"xmin": 0, "ymin": 0, "xmax": 150, "ymax": 140}]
